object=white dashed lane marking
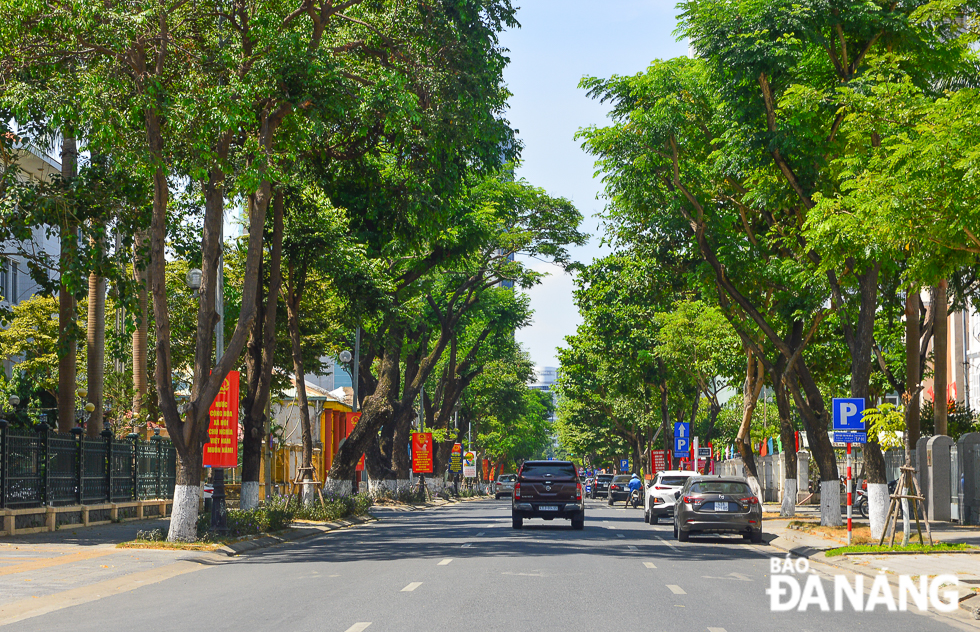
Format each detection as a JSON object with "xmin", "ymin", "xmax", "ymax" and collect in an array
[
  {"xmin": 667, "ymin": 584, "xmax": 686, "ymax": 595},
  {"xmin": 476, "ymin": 532, "xmax": 485, "ymax": 536},
  {"xmin": 401, "ymin": 582, "xmax": 423, "ymax": 592},
  {"xmin": 643, "ymin": 562, "xmax": 657, "ymax": 569},
  {"xmin": 628, "ymin": 545, "xmax": 637, "ymax": 551},
  {"xmin": 707, "ymin": 628, "xmax": 727, "ymax": 632},
  {"xmin": 616, "ymin": 534, "xmax": 625, "ymax": 538},
  {"xmin": 461, "ymin": 543, "xmax": 472, "ymax": 548},
  {"xmin": 344, "ymin": 624, "xmax": 371, "ymax": 632},
  {"xmin": 437, "ymin": 559, "xmax": 453, "ymax": 566},
  {"xmin": 658, "ymin": 537, "xmax": 679, "ymax": 550}
]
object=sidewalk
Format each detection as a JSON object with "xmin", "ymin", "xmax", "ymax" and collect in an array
[{"xmin": 764, "ymin": 513, "xmax": 980, "ymax": 619}]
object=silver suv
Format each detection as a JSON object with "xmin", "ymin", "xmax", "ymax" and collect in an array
[{"xmin": 495, "ymin": 474, "xmax": 517, "ymax": 499}]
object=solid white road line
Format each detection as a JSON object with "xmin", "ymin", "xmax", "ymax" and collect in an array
[
  {"xmin": 344, "ymin": 624, "xmax": 372, "ymax": 632},
  {"xmin": 401, "ymin": 582, "xmax": 423, "ymax": 592},
  {"xmin": 438, "ymin": 559, "xmax": 453, "ymax": 566},
  {"xmin": 666, "ymin": 584, "xmax": 686, "ymax": 595},
  {"xmin": 643, "ymin": 562, "xmax": 657, "ymax": 569}
]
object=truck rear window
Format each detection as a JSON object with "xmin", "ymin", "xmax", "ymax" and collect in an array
[
  {"xmin": 691, "ymin": 481, "xmax": 751, "ymax": 495},
  {"xmin": 520, "ymin": 463, "xmax": 577, "ymax": 478}
]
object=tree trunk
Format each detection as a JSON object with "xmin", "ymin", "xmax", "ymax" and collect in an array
[
  {"xmin": 284, "ymin": 263, "xmax": 314, "ymax": 503},
  {"xmin": 240, "ymin": 190, "xmax": 284, "ymax": 510},
  {"xmin": 132, "ymin": 230, "xmax": 150, "ymax": 419},
  {"xmin": 933, "ymin": 281, "xmax": 948, "ymax": 436},
  {"xmin": 905, "ymin": 288, "xmax": 921, "ymax": 456},
  {"xmin": 57, "ymin": 133, "xmax": 78, "ymax": 433},
  {"xmin": 86, "ymin": 270, "xmax": 106, "ymax": 437},
  {"xmin": 773, "ymin": 377, "xmax": 797, "ymax": 517},
  {"xmin": 739, "ymin": 350, "xmax": 764, "ymax": 499},
  {"xmin": 659, "ymin": 380, "xmax": 673, "ymax": 470}
]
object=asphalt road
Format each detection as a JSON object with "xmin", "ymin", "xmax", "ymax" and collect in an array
[{"xmin": 11, "ymin": 498, "xmax": 976, "ymax": 631}]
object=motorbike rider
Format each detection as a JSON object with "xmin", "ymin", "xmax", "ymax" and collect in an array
[{"xmin": 627, "ymin": 473, "xmax": 642, "ymax": 505}]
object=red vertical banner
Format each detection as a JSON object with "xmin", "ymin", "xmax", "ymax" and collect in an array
[
  {"xmin": 412, "ymin": 432, "xmax": 434, "ymax": 474},
  {"xmin": 650, "ymin": 450, "xmax": 667, "ymax": 474},
  {"xmin": 481, "ymin": 458, "xmax": 490, "ymax": 481},
  {"xmin": 203, "ymin": 370, "xmax": 240, "ymax": 468},
  {"xmin": 345, "ymin": 412, "xmax": 364, "ymax": 471}
]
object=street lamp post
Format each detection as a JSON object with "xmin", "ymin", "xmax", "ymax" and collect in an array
[{"xmin": 186, "ymin": 264, "xmax": 228, "ymax": 535}]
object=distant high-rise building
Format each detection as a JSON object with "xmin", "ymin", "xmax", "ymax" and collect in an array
[{"xmin": 529, "ymin": 366, "xmax": 559, "ymax": 392}]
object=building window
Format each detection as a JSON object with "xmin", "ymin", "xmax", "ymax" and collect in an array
[
  {"xmin": 0, "ymin": 258, "xmax": 7, "ymax": 303},
  {"xmin": 9, "ymin": 260, "xmax": 16, "ymax": 304}
]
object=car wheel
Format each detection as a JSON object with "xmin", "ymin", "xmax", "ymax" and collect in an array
[
  {"xmin": 751, "ymin": 530, "xmax": 763, "ymax": 544},
  {"xmin": 678, "ymin": 528, "xmax": 690, "ymax": 542},
  {"xmin": 607, "ymin": 498, "xmax": 614, "ymax": 506},
  {"xmin": 571, "ymin": 511, "xmax": 585, "ymax": 530},
  {"xmin": 644, "ymin": 510, "xmax": 650, "ymax": 524},
  {"xmin": 512, "ymin": 514, "xmax": 523, "ymax": 529},
  {"xmin": 495, "ymin": 494, "xmax": 500, "ymax": 500},
  {"xmin": 673, "ymin": 521, "xmax": 678, "ymax": 538}
]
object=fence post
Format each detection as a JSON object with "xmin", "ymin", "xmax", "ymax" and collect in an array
[
  {"xmin": 35, "ymin": 423, "xmax": 49, "ymax": 506},
  {"xmin": 0, "ymin": 419, "xmax": 7, "ymax": 509},
  {"xmin": 128, "ymin": 433, "xmax": 140, "ymax": 500},
  {"xmin": 152, "ymin": 433, "xmax": 162, "ymax": 499},
  {"xmin": 71, "ymin": 427, "xmax": 83, "ymax": 505},
  {"xmin": 102, "ymin": 429, "xmax": 113, "ymax": 503}
]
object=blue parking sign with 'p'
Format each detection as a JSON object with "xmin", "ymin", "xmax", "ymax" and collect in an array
[
  {"xmin": 674, "ymin": 436, "xmax": 689, "ymax": 458},
  {"xmin": 833, "ymin": 398, "xmax": 866, "ymax": 431}
]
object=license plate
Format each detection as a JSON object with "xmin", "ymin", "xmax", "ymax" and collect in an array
[
  {"xmin": 714, "ymin": 501, "xmax": 729, "ymax": 512},
  {"xmin": 539, "ymin": 505, "xmax": 559, "ymax": 511}
]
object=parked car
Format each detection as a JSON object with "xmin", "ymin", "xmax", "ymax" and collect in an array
[
  {"xmin": 645, "ymin": 470, "xmax": 698, "ymax": 524},
  {"xmin": 673, "ymin": 476, "xmax": 763, "ymax": 543},
  {"xmin": 591, "ymin": 474, "xmax": 613, "ymax": 499},
  {"xmin": 495, "ymin": 474, "xmax": 517, "ymax": 499},
  {"xmin": 512, "ymin": 460, "xmax": 585, "ymax": 530},
  {"xmin": 607, "ymin": 475, "xmax": 634, "ymax": 505}
]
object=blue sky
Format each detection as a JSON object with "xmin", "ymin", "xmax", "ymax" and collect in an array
[{"xmin": 504, "ymin": 1, "xmax": 690, "ymax": 368}]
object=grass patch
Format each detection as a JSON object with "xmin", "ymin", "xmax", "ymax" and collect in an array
[{"xmin": 825, "ymin": 542, "xmax": 977, "ymax": 557}]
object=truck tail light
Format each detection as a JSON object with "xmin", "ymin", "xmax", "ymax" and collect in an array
[
  {"xmin": 576, "ymin": 483, "xmax": 583, "ymax": 500},
  {"xmin": 514, "ymin": 482, "xmax": 521, "ymax": 499},
  {"xmin": 739, "ymin": 496, "xmax": 759, "ymax": 505}
]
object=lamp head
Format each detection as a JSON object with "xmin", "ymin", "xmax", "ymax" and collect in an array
[
  {"xmin": 185, "ymin": 268, "xmax": 203, "ymax": 291},
  {"xmin": 339, "ymin": 350, "xmax": 353, "ymax": 363}
]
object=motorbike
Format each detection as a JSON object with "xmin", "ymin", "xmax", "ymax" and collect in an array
[{"xmin": 627, "ymin": 488, "xmax": 642, "ymax": 509}]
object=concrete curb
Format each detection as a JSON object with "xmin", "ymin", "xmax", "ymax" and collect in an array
[
  {"xmin": 766, "ymin": 529, "xmax": 980, "ymax": 617},
  {"xmin": 214, "ymin": 514, "xmax": 376, "ymax": 557}
]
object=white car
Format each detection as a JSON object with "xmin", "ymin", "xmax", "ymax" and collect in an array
[{"xmin": 645, "ymin": 470, "xmax": 699, "ymax": 524}]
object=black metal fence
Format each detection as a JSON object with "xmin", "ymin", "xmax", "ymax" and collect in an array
[{"xmin": 0, "ymin": 425, "xmax": 177, "ymax": 509}]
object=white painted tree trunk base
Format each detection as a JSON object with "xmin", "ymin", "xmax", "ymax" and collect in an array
[
  {"xmin": 780, "ymin": 478, "xmax": 797, "ymax": 517},
  {"xmin": 867, "ymin": 482, "xmax": 889, "ymax": 540},
  {"xmin": 240, "ymin": 481, "xmax": 259, "ymax": 511},
  {"xmin": 428, "ymin": 478, "xmax": 444, "ymax": 494},
  {"xmin": 396, "ymin": 479, "xmax": 411, "ymax": 494},
  {"xmin": 301, "ymin": 481, "xmax": 315, "ymax": 505},
  {"xmin": 323, "ymin": 478, "xmax": 352, "ymax": 497},
  {"xmin": 168, "ymin": 485, "xmax": 201, "ymax": 542},
  {"xmin": 368, "ymin": 478, "xmax": 395, "ymax": 494},
  {"xmin": 820, "ymin": 480, "xmax": 843, "ymax": 526},
  {"xmin": 746, "ymin": 476, "xmax": 763, "ymax": 503}
]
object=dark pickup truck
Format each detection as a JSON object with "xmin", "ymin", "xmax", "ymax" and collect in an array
[{"xmin": 512, "ymin": 460, "xmax": 585, "ymax": 530}]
